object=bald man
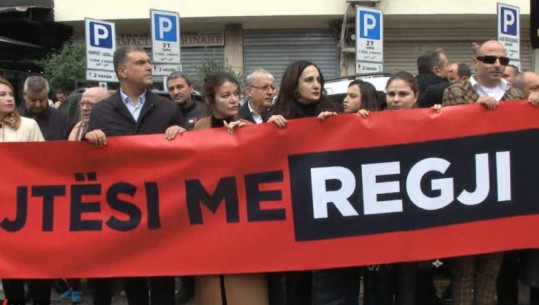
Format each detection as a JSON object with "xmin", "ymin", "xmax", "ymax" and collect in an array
[
  {"xmin": 512, "ymin": 71, "xmax": 539, "ymax": 97},
  {"xmin": 68, "ymin": 87, "xmax": 110, "ymax": 141},
  {"xmin": 442, "ymin": 40, "xmax": 526, "ymax": 305},
  {"xmin": 443, "ymin": 40, "xmax": 524, "ymax": 108}
]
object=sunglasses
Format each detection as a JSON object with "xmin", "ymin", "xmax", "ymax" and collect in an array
[{"xmin": 476, "ymin": 55, "xmax": 510, "ymax": 65}]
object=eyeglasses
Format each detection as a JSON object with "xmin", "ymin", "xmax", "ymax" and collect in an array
[
  {"xmin": 250, "ymin": 85, "xmax": 277, "ymax": 93},
  {"xmin": 476, "ymin": 55, "xmax": 510, "ymax": 65}
]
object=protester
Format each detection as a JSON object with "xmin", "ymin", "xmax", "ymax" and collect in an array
[
  {"xmin": 497, "ymin": 71, "xmax": 539, "ymax": 305},
  {"xmin": 18, "ymin": 76, "xmax": 71, "ymax": 140},
  {"xmin": 416, "ymin": 48, "xmax": 451, "ymax": 108},
  {"xmin": 0, "ymin": 77, "xmax": 47, "ymax": 304},
  {"xmin": 268, "ymin": 60, "xmax": 342, "ymax": 305},
  {"xmin": 447, "ymin": 63, "xmax": 472, "ymax": 83},
  {"xmin": 53, "ymin": 88, "xmax": 67, "ymax": 110},
  {"xmin": 442, "ymin": 40, "xmax": 524, "ymax": 305},
  {"xmin": 502, "ymin": 64, "xmax": 519, "ymax": 85},
  {"xmin": 59, "ymin": 87, "xmax": 111, "ymax": 304},
  {"xmin": 68, "ymin": 87, "xmax": 110, "ymax": 141},
  {"xmin": 166, "ymin": 71, "xmax": 209, "ymax": 130},
  {"xmin": 239, "ymin": 69, "xmax": 276, "ymax": 123},
  {"xmin": 342, "ymin": 79, "xmax": 379, "ymax": 114},
  {"xmin": 85, "ymin": 46, "xmax": 185, "ymax": 305},
  {"xmin": 193, "ymin": 72, "xmax": 267, "ymax": 305}
]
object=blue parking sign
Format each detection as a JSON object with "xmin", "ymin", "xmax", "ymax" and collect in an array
[
  {"xmin": 500, "ymin": 6, "xmax": 518, "ymax": 35},
  {"xmin": 89, "ymin": 21, "xmax": 113, "ymax": 48},
  {"xmin": 153, "ymin": 14, "xmax": 177, "ymax": 42},
  {"xmin": 359, "ymin": 11, "xmax": 381, "ymax": 40}
]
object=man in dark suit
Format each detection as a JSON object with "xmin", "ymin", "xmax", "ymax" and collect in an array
[
  {"xmin": 239, "ymin": 69, "xmax": 276, "ymax": 124},
  {"xmin": 85, "ymin": 46, "xmax": 185, "ymax": 305}
]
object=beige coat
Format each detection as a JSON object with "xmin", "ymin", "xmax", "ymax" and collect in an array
[
  {"xmin": 193, "ymin": 115, "xmax": 267, "ymax": 305},
  {"xmin": 0, "ymin": 117, "xmax": 44, "ymax": 143}
]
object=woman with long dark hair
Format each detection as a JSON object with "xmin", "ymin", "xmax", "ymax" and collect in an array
[{"xmin": 268, "ymin": 61, "xmax": 362, "ymax": 305}]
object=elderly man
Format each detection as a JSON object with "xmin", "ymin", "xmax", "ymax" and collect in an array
[
  {"xmin": 166, "ymin": 71, "xmax": 208, "ymax": 130},
  {"xmin": 85, "ymin": 46, "xmax": 185, "ymax": 305},
  {"xmin": 18, "ymin": 76, "xmax": 70, "ymax": 140},
  {"xmin": 502, "ymin": 64, "xmax": 519, "ymax": 85},
  {"xmin": 68, "ymin": 87, "xmax": 110, "ymax": 140},
  {"xmin": 239, "ymin": 69, "xmax": 276, "ymax": 123},
  {"xmin": 442, "ymin": 40, "xmax": 525, "ymax": 305},
  {"xmin": 496, "ymin": 71, "xmax": 539, "ymax": 305}
]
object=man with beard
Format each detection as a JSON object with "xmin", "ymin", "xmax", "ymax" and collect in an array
[
  {"xmin": 239, "ymin": 69, "xmax": 276, "ymax": 123},
  {"xmin": 166, "ymin": 71, "xmax": 208, "ymax": 130}
]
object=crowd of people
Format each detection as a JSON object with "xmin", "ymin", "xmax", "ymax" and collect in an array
[{"xmin": 0, "ymin": 38, "xmax": 539, "ymax": 305}]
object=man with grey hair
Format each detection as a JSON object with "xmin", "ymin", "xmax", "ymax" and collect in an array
[
  {"xmin": 166, "ymin": 71, "xmax": 208, "ymax": 130},
  {"xmin": 18, "ymin": 76, "xmax": 70, "ymax": 140},
  {"xmin": 239, "ymin": 69, "xmax": 276, "ymax": 123}
]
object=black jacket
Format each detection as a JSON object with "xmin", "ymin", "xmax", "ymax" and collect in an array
[
  {"xmin": 87, "ymin": 90, "xmax": 183, "ymax": 136},
  {"xmin": 237, "ymin": 100, "xmax": 271, "ymax": 123},
  {"xmin": 415, "ymin": 73, "xmax": 447, "ymax": 94},
  {"xmin": 415, "ymin": 73, "xmax": 450, "ymax": 108},
  {"xmin": 18, "ymin": 104, "xmax": 70, "ymax": 140},
  {"xmin": 178, "ymin": 94, "xmax": 209, "ymax": 131},
  {"xmin": 417, "ymin": 80, "xmax": 451, "ymax": 108}
]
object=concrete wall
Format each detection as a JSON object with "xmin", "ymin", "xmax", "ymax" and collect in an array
[{"xmin": 54, "ymin": 0, "xmax": 530, "ymax": 22}]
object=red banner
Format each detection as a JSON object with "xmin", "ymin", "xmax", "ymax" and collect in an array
[{"xmin": 1, "ymin": 101, "xmax": 539, "ymax": 278}]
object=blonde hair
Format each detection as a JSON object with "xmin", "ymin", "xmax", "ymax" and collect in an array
[{"xmin": 0, "ymin": 77, "xmax": 21, "ymax": 130}]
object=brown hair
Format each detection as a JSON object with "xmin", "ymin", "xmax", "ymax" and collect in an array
[{"xmin": 0, "ymin": 77, "xmax": 21, "ymax": 130}]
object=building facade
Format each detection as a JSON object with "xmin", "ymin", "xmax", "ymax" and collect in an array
[{"xmin": 51, "ymin": 0, "xmax": 537, "ymax": 85}]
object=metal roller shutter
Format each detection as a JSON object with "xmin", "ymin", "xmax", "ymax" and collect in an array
[
  {"xmin": 244, "ymin": 29, "xmax": 339, "ymax": 85},
  {"xmin": 181, "ymin": 46, "xmax": 224, "ymax": 79},
  {"xmin": 384, "ymin": 27, "xmax": 532, "ymax": 74}
]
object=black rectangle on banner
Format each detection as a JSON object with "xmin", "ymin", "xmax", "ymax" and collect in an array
[{"xmin": 289, "ymin": 130, "xmax": 539, "ymax": 241}]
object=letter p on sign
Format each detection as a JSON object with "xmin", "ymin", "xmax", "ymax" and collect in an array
[
  {"xmin": 501, "ymin": 7, "xmax": 518, "ymax": 35},
  {"xmin": 154, "ymin": 14, "xmax": 177, "ymax": 42},
  {"xmin": 89, "ymin": 22, "xmax": 113, "ymax": 48},
  {"xmin": 359, "ymin": 11, "xmax": 381, "ymax": 40}
]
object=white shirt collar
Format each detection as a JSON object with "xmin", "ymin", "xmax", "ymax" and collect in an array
[{"xmin": 247, "ymin": 100, "xmax": 263, "ymax": 124}]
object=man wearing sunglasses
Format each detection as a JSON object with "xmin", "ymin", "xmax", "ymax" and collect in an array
[
  {"xmin": 442, "ymin": 40, "xmax": 538, "ymax": 305},
  {"xmin": 442, "ymin": 40, "xmax": 524, "ymax": 109}
]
